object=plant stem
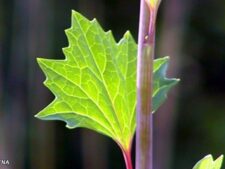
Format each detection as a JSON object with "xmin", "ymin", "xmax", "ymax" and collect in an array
[{"xmin": 136, "ymin": 0, "xmax": 159, "ymax": 169}]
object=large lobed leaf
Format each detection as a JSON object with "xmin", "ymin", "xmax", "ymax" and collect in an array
[
  {"xmin": 36, "ymin": 10, "xmax": 178, "ymax": 150},
  {"xmin": 193, "ymin": 155, "xmax": 223, "ymax": 169}
]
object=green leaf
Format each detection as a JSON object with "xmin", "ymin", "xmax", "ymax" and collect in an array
[
  {"xmin": 35, "ymin": 10, "xmax": 178, "ymax": 150},
  {"xmin": 193, "ymin": 155, "xmax": 223, "ymax": 169},
  {"xmin": 153, "ymin": 56, "xmax": 179, "ymax": 112}
]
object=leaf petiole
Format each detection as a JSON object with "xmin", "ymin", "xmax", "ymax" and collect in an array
[{"xmin": 122, "ymin": 148, "xmax": 133, "ymax": 169}]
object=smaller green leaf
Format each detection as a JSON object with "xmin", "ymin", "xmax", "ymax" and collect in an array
[
  {"xmin": 193, "ymin": 155, "xmax": 223, "ymax": 169},
  {"xmin": 153, "ymin": 56, "xmax": 179, "ymax": 112}
]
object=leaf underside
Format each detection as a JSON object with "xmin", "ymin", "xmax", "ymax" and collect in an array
[
  {"xmin": 36, "ymin": 10, "xmax": 179, "ymax": 150},
  {"xmin": 193, "ymin": 155, "xmax": 223, "ymax": 169}
]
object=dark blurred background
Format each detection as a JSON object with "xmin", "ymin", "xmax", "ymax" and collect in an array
[{"xmin": 0, "ymin": 0, "xmax": 225, "ymax": 169}]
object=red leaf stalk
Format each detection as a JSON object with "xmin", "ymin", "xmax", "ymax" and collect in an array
[{"xmin": 123, "ymin": 149, "xmax": 133, "ymax": 169}]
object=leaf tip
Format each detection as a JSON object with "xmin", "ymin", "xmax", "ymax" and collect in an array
[
  {"xmin": 34, "ymin": 112, "xmax": 44, "ymax": 119},
  {"xmin": 91, "ymin": 18, "xmax": 97, "ymax": 23},
  {"xmin": 64, "ymin": 27, "xmax": 72, "ymax": 34},
  {"xmin": 71, "ymin": 9, "xmax": 78, "ymax": 17},
  {"xmin": 124, "ymin": 31, "xmax": 131, "ymax": 37},
  {"xmin": 123, "ymin": 30, "xmax": 135, "ymax": 41},
  {"xmin": 71, "ymin": 10, "xmax": 86, "ymax": 21},
  {"xmin": 216, "ymin": 155, "xmax": 224, "ymax": 163},
  {"xmin": 164, "ymin": 56, "xmax": 170, "ymax": 60},
  {"xmin": 174, "ymin": 78, "xmax": 181, "ymax": 83},
  {"xmin": 205, "ymin": 154, "xmax": 213, "ymax": 159},
  {"xmin": 218, "ymin": 155, "xmax": 224, "ymax": 159},
  {"xmin": 36, "ymin": 57, "xmax": 43, "ymax": 63},
  {"xmin": 65, "ymin": 124, "xmax": 75, "ymax": 129},
  {"xmin": 36, "ymin": 58, "xmax": 46, "ymax": 68}
]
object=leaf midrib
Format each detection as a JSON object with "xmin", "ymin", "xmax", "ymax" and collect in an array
[
  {"xmin": 73, "ymin": 14, "xmax": 123, "ymax": 139},
  {"xmin": 66, "ymin": 31, "xmax": 121, "ymax": 138}
]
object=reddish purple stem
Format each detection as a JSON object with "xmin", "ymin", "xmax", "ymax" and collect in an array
[{"xmin": 136, "ymin": 0, "xmax": 158, "ymax": 169}]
